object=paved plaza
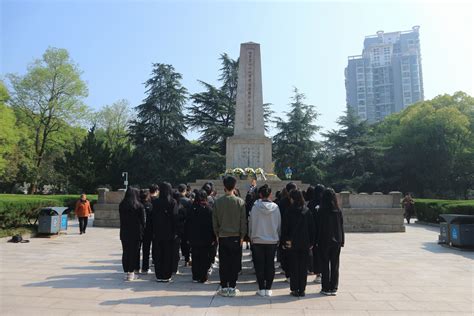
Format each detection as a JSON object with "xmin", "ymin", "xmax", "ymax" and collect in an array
[{"xmin": 0, "ymin": 218, "xmax": 472, "ymax": 315}]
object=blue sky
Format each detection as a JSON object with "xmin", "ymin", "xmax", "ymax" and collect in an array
[{"xmin": 2, "ymin": 0, "xmax": 473, "ymax": 139}]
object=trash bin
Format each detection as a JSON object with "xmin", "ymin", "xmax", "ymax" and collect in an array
[
  {"xmin": 38, "ymin": 207, "xmax": 68, "ymax": 234},
  {"xmin": 438, "ymin": 222, "xmax": 449, "ymax": 244},
  {"xmin": 439, "ymin": 214, "xmax": 474, "ymax": 247}
]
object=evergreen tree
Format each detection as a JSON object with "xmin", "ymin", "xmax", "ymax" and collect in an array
[
  {"xmin": 322, "ymin": 108, "xmax": 383, "ymax": 192},
  {"xmin": 273, "ymin": 88, "xmax": 323, "ymax": 183},
  {"xmin": 129, "ymin": 63, "xmax": 189, "ymax": 185},
  {"xmin": 56, "ymin": 126, "xmax": 111, "ymax": 193},
  {"xmin": 187, "ymin": 53, "xmax": 273, "ymax": 155}
]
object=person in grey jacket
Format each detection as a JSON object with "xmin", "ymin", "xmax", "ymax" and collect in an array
[{"xmin": 249, "ymin": 184, "xmax": 281, "ymax": 297}]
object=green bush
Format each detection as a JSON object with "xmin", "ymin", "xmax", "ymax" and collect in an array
[
  {"xmin": 0, "ymin": 194, "xmax": 97, "ymax": 229},
  {"xmin": 415, "ymin": 199, "xmax": 474, "ymax": 223}
]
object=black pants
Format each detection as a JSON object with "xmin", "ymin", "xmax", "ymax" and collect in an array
[
  {"xmin": 153, "ymin": 239, "xmax": 175, "ymax": 280},
  {"xmin": 121, "ymin": 239, "xmax": 140, "ymax": 273},
  {"xmin": 172, "ymin": 238, "xmax": 181, "ymax": 273},
  {"xmin": 141, "ymin": 232, "xmax": 153, "ymax": 270},
  {"xmin": 278, "ymin": 245, "xmax": 290, "ymax": 278},
  {"xmin": 320, "ymin": 245, "xmax": 341, "ymax": 292},
  {"xmin": 289, "ymin": 249, "xmax": 309, "ymax": 294},
  {"xmin": 252, "ymin": 244, "xmax": 277, "ymax": 290},
  {"xmin": 181, "ymin": 239, "xmax": 190, "ymax": 263},
  {"xmin": 191, "ymin": 245, "xmax": 213, "ymax": 282},
  {"xmin": 218, "ymin": 236, "xmax": 241, "ymax": 288},
  {"xmin": 312, "ymin": 246, "xmax": 321, "ymax": 274},
  {"xmin": 210, "ymin": 243, "xmax": 217, "ymax": 264},
  {"xmin": 78, "ymin": 217, "xmax": 88, "ymax": 233}
]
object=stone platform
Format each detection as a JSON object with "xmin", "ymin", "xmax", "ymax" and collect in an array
[{"xmin": 187, "ymin": 178, "xmax": 309, "ymax": 196}]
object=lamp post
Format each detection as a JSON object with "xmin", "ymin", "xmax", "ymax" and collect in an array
[{"xmin": 122, "ymin": 172, "xmax": 128, "ymax": 190}]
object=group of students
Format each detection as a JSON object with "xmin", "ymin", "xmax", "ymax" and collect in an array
[{"xmin": 118, "ymin": 176, "xmax": 344, "ymax": 298}]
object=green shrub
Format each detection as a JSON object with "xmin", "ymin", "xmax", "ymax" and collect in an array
[
  {"xmin": 0, "ymin": 194, "xmax": 97, "ymax": 229},
  {"xmin": 415, "ymin": 199, "xmax": 474, "ymax": 223}
]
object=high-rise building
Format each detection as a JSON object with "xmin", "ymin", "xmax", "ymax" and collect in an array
[{"xmin": 345, "ymin": 26, "xmax": 424, "ymax": 123}]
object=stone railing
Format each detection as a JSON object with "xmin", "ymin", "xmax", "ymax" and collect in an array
[
  {"xmin": 94, "ymin": 188, "xmax": 125, "ymax": 227},
  {"xmin": 339, "ymin": 191, "xmax": 404, "ymax": 232},
  {"xmin": 94, "ymin": 187, "xmax": 405, "ymax": 232}
]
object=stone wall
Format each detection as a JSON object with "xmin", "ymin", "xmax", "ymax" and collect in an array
[
  {"xmin": 94, "ymin": 188, "xmax": 124, "ymax": 227},
  {"xmin": 94, "ymin": 187, "xmax": 405, "ymax": 232},
  {"xmin": 340, "ymin": 191, "xmax": 405, "ymax": 232}
]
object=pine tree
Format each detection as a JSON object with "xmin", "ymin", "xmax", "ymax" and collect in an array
[
  {"xmin": 129, "ymin": 63, "xmax": 189, "ymax": 185},
  {"xmin": 273, "ymin": 88, "xmax": 322, "ymax": 183},
  {"xmin": 56, "ymin": 126, "xmax": 111, "ymax": 193}
]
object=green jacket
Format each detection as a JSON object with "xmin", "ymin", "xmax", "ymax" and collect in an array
[{"xmin": 212, "ymin": 194, "xmax": 247, "ymax": 238}]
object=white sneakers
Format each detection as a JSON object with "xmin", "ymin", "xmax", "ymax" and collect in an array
[
  {"xmin": 256, "ymin": 289, "xmax": 273, "ymax": 297},
  {"xmin": 314, "ymin": 275, "xmax": 322, "ymax": 283},
  {"xmin": 126, "ymin": 272, "xmax": 138, "ymax": 281},
  {"xmin": 141, "ymin": 269, "xmax": 152, "ymax": 275}
]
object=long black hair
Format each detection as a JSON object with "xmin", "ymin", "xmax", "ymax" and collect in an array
[
  {"xmin": 289, "ymin": 189, "xmax": 305, "ymax": 208},
  {"xmin": 158, "ymin": 182, "xmax": 174, "ymax": 209},
  {"xmin": 193, "ymin": 190, "xmax": 208, "ymax": 206},
  {"xmin": 120, "ymin": 187, "xmax": 142, "ymax": 210},
  {"xmin": 320, "ymin": 188, "xmax": 340, "ymax": 211}
]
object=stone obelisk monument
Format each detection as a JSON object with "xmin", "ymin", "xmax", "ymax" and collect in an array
[{"xmin": 226, "ymin": 42, "xmax": 273, "ymax": 173}]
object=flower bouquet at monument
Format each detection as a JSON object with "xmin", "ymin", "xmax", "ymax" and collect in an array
[
  {"xmin": 225, "ymin": 168, "xmax": 234, "ymax": 176},
  {"xmin": 233, "ymin": 168, "xmax": 246, "ymax": 179},
  {"xmin": 255, "ymin": 168, "xmax": 267, "ymax": 181},
  {"xmin": 244, "ymin": 168, "xmax": 256, "ymax": 178}
]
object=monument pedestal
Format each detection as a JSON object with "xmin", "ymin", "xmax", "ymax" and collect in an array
[{"xmin": 226, "ymin": 135, "xmax": 273, "ymax": 174}]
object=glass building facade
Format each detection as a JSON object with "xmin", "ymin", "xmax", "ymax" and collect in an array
[{"xmin": 345, "ymin": 26, "xmax": 424, "ymax": 123}]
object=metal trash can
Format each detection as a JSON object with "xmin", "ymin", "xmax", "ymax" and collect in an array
[
  {"xmin": 439, "ymin": 214, "xmax": 474, "ymax": 247},
  {"xmin": 438, "ymin": 222, "xmax": 449, "ymax": 244},
  {"xmin": 38, "ymin": 208, "xmax": 60, "ymax": 234}
]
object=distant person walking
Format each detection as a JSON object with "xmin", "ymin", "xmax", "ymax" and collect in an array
[
  {"xmin": 186, "ymin": 190, "xmax": 216, "ymax": 283},
  {"xmin": 152, "ymin": 182, "xmax": 179, "ymax": 282},
  {"xmin": 213, "ymin": 176, "xmax": 247, "ymax": 297},
  {"xmin": 249, "ymin": 184, "xmax": 281, "ymax": 297},
  {"xmin": 75, "ymin": 194, "xmax": 93, "ymax": 235},
  {"xmin": 281, "ymin": 189, "xmax": 315, "ymax": 297},
  {"xmin": 317, "ymin": 188, "xmax": 344, "ymax": 296},
  {"xmin": 402, "ymin": 193, "xmax": 415, "ymax": 224},
  {"xmin": 119, "ymin": 188, "xmax": 146, "ymax": 281}
]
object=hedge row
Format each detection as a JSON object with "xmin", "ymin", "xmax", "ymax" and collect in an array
[
  {"xmin": 0, "ymin": 194, "xmax": 97, "ymax": 229},
  {"xmin": 414, "ymin": 199, "xmax": 474, "ymax": 223}
]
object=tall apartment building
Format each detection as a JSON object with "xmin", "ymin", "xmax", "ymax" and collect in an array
[{"xmin": 345, "ymin": 26, "xmax": 424, "ymax": 123}]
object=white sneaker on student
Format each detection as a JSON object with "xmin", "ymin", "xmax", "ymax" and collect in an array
[
  {"xmin": 265, "ymin": 290, "xmax": 273, "ymax": 297},
  {"xmin": 141, "ymin": 269, "xmax": 152, "ymax": 275},
  {"xmin": 217, "ymin": 287, "xmax": 229, "ymax": 297},
  {"xmin": 256, "ymin": 289, "xmax": 266, "ymax": 297},
  {"xmin": 314, "ymin": 275, "xmax": 321, "ymax": 283},
  {"xmin": 127, "ymin": 272, "xmax": 137, "ymax": 281}
]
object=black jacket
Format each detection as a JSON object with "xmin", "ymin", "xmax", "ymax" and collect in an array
[
  {"xmin": 152, "ymin": 198, "xmax": 179, "ymax": 241},
  {"xmin": 143, "ymin": 201, "xmax": 153, "ymax": 236},
  {"xmin": 307, "ymin": 199, "xmax": 321, "ymax": 243},
  {"xmin": 185, "ymin": 203, "xmax": 215, "ymax": 247},
  {"xmin": 177, "ymin": 197, "xmax": 191, "ymax": 239},
  {"xmin": 278, "ymin": 197, "xmax": 291, "ymax": 220},
  {"xmin": 119, "ymin": 202, "xmax": 145, "ymax": 242},
  {"xmin": 316, "ymin": 208, "xmax": 345, "ymax": 248},
  {"xmin": 281, "ymin": 205, "xmax": 315, "ymax": 251}
]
